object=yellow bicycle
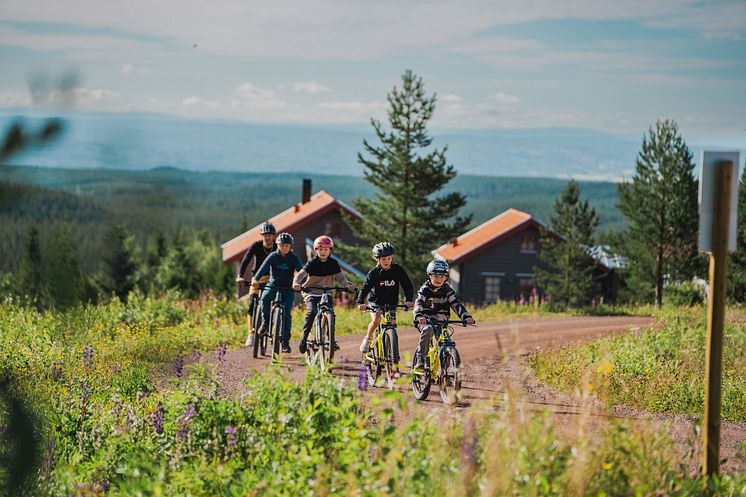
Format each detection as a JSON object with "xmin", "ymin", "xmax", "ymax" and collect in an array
[
  {"xmin": 411, "ymin": 318, "xmax": 474, "ymax": 403},
  {"xmin": 362, "ymin": 304, "xmax": 408, "ymax": 388}
]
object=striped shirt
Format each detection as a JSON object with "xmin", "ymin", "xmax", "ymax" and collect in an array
[{"xmin": 413, "ymin": 281, "xmax": 471, "ymax": 323}]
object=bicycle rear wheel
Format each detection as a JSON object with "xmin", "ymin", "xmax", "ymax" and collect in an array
[
  {"xmin": 439, "ymin": 346, "xmax": 462, "ymax": 404},
  {"xmin": 272, "ymin": 307, "xmax": 283, "ymax": 363},
  {"xmin": 382, "ymin": 327, "xmax": 396, "ymax": 389},
  {"xmin": 251, "ymin": 298, "xmax": 263, "ymax": 358},
  {"xmin": 411, "ymin": 354, "xmax": 430, "ymax": 401}
]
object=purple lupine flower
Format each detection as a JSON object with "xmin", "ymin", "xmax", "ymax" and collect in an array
[
  {"xmin": 148, "ymin": 402, "xmax": 164, "ymax": 434},
  {"xmin": 217, "ymin": 342, "xmax": 227, "ymax": 365},
  {"xmin": 51, "ymin": 361, "xmax": 63, "ymax": 382},
  {"xmin": 111, "ymin": 365, "xmax": 120, "ymax": 375},
  {"xmin": 192, "ymin": 348, "xmax": 202, "ymax": 361},
  {"xmin": 357, "ymin": 364, "xmax": 368, "ymax": 392},
  {"xmin": 174, "ymin": 356, "xmax": 184, "ymax": 379},
  {"xmin": 176, "ymin": 404, "xmax": 196, "ymax": 440},
  {"xmin": 79, "ymin": 380, "xmax": 92, "ymax": 404},
  {"xmin": 111, "ymin": 401, "xmax": 123, "ymax": 418},
  {"xmin": 225, "ymin": 425, "xmax": 237, "ymax": 447},
  {"xmin": 82, "ymin": 344, "xmax": 94, "ymax": 370}
]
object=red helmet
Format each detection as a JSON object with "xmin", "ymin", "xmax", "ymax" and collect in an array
[{"xmin": 313, "ymin": 235, "xmax": 334, "ymax": 250}]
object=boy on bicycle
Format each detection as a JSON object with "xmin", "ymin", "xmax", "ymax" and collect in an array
[
  {"xmin": 356, "ymin": 242, "xmax": 414, "ymax": 370},
  {"xmin": 412, "ymin": 259, "xmax": 475, "ymax": 374},
  {"xmin": 236, "ymin": 222, "xmax": 277, "ymax": 347},
  {"xmin": 292, "ymin": 235, "xmax": 354, "ymax": 354},
  {"xmin": 251, "ymin": 232, "xmax": 302, "ymax": 353}
]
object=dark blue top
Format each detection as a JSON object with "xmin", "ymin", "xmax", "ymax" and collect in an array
[{"xmin": 254, "ymin": 250, "xmax": 303, "ymax": 288}]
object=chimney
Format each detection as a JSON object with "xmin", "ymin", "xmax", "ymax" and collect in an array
[{"xmin": 302, "ymin": 178, "xmax": 312, "ymax": 204}]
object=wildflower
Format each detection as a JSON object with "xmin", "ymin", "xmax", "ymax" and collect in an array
[
  {"xmin": 51, "ymin": 361, "xmax": 63, "ymax": 382},
  {"xmin": 174, "ymin": 356, "xmax": 184, "ymax": 379},
  {"xmin": 586, "ymin": 383, "xmax": 594, "ymax": 392},
  {"xmin": 80, "ymin": 380, "xmax": 92, "ymax": 404},
  {"xmin": 217, "ymin": 342, "xmax": 227, "ymax": 365},
  {"xmin": 82, "ymin": 344, "xmax": 94, "ymax": 370},
  {"xmin": 176, "ymin": 404, "xmax": 196, "ymax": 440},
  {"xmin": 192, "ymin": 348, "xmax": 202, "ymax": 361},
  {"xmin": 149, "ymin": 402, "xmax": 164, "ymax": 434},
  {"xmin": 357, "ymin": 364, "xmax": 368, "ymax": 392},
  {"xmin": 225, "ymin": 425, "xmax": 237, "ymax": 447},
  {"xmin": 603, "ymin": 462, "xmax": 612, "ymax": 471},
  {"xmin": 596, "ymin": 358, "xmax": 613, "ymax": 376}
]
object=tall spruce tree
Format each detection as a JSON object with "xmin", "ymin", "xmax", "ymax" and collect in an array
[
  {"xmin": 98, "ymin": 223, "xmax": 140, "ymax": 301},
  {"xmin": 345, "ymin": 70, "xmax": 471, "ymax": 277},
  {"xmin": 617, "ymin": 119, "xmax": 699, "ymax": 306},
  {"xmin": 728, "ymin": 160, "xmax": 746, "ymax": 302},
  {"xmin": 534, "ymin": 180, "xmax": 599, "ymax": 307},
  {"xmin": 13, "ymin": 226, "xmax": 47, "ymax": 310},
  {"xmin": 46, "ymin": 224, "xmax": 86, "ymax": 309}
]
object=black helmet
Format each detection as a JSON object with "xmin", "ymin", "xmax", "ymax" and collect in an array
[
  {"xmin": 260, "ymin": 222, "xmax": 276, "ymax": 235},
  {"xmin": 277, "ymin": 232, "xmax": 294, "ymax": 244},
  {"xmin": 372, "ymin": 242, "xmax": 395, "ymax": 258},
  {"xmin": 426, "ymin": 259, "xmax": 449, "ymax": 276}
]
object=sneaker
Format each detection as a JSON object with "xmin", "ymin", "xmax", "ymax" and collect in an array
[
  {"xmin": 282, "ymin": 343, "xmax": 291, "ymax": 354},
  {"xmin": 359, "ymin": 337, "xmax": 369, "ymax": 353},
  {"xmin": 245, "ymin": 333, "xmax": 254, "ymax": 347},
  {"xmin": 298, "ymin": 339, "xmax": 308, "ymax": 354}
]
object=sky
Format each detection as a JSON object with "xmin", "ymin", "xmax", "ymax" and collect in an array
[{"xmin": 1, "ymin": 0, "xmax": 745, "ymax": 143}]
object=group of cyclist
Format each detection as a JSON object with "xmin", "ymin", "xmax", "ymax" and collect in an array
[{"xmin": 235, "ymin": 222, "xmax": 477, "ymax": 375}]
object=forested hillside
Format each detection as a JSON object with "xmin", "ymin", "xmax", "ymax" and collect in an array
[{"xmin": 0, "ymin": 164, "xmax": 623, "ymax": 275}]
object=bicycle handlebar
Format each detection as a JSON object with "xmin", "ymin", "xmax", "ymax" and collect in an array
[
  {"xmin": 365, "ymin": 304, "xmax": 409, "ymax": 312},
  {"xmin": 257, "ymin": 283, "xmax": 296, "ymax": 291},
  {"xmin": 419, "ymin": 318, "xmax": 476, "ymax": 327},
  {"xmin": 301, "ymin": 285, "xmax": 356, "ymax": 292}
]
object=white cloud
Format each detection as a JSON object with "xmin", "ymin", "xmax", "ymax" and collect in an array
[
  {"xmin": 317, "ymin": 101, "xmax": 384, "ymax": 111},
  {"xmin": 121, "ymin": 64, "xmax": 150, "ymax": 76},
  {"xmin": 231, "ymin": 83, "xmax": 287, "ymax": 109},
  {"xmin": 293, "ymin": 81, "xmax": 330, "ymax": 94},
  {"xmin": 0, "ymin": 91, "xmax": 32, "ymax": 107},
  {"xmin": 181, "ymin": 96, "xmax": 221, "ymax": 109},
  {"xmin": 494, "ymin": 92, "xmax": 521, "ymax": 105}
]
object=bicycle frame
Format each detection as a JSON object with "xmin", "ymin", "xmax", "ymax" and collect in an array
[{"xmin": 301, "ymin": 285, "xmax": 354, "ymax": 369}]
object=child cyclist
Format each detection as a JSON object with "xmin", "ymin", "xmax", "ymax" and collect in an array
[
  {"xmin": 251, "ymin": 232, "xmax": 303, "ymax": 353},
  {"xmin": 412, "ymin": 259, "xmax": 475, "ymax": 374},
  {"xmin": 356, "ymin": 243, "xmax": 414, "ymax": 371},
  {"xmin": 292, "ymin": 236, "xmax": 355, "ymax": 354},
  {"xmin": 236, "ymin": 222, "xmax": 277, "ymax": 346}
]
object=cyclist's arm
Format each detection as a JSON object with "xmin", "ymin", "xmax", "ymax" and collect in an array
[
  {"xmin": 334, "ymin": 270, "xmax": 352, "ymax": 289},
  {"xmin": 237, "ymin": 248, "xmax": 256, "ymax": 281},
  {"xmin": 413, "ymin": 286, "xmax": 428, "ymax": 322},
  {"xmin": 253, "ymin": 253, "xmax": 273, "ymax": 282},
  {"xmin": 448, "ymin": 290, "xmax": 472, "ymax": 322},
  {"xmin": 293, "ymin": 267, "xmax": 309, "ymax": 289},
  {"xmin": 356, "ymin": 268, "xmax": 377, "ymax": 305}
]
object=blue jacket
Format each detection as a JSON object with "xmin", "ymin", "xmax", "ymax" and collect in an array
[{"xmin": 254, "ymin": 250, "xmax": 303, "ymax": 288}]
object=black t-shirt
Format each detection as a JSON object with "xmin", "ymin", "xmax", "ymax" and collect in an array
[
  {"xmin": 238, "ymin": 240, "xmax": 277, "ymax": 277},
  {"xmin": 356, "ymin": 263, "xmax": 414, "ymax": 305}
]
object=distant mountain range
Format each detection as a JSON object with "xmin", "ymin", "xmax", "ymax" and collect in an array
[{"xmin": 1, "ymin": 109, "xmax": 743, "ymax": 181}]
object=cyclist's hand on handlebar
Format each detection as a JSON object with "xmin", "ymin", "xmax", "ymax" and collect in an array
[
  {"xmin": 250, "ymin": 279, "xmax": 259, "ymax": 288},
  {"xmin": 465, "ymin": 317, "xmax": 476, "ymax": 326},
  {"xmin": 292, "ymin": 283, "xmax": 301, "ymax": 292},
  {"xmin": 357, "ymin": 303, "xmax": 367, "ymax": 312},
  {"xmin": 346, "ymin": 284, "xmax": 356, "ymax": 293},
  {"xmin": 405, "ymin": 301, "xmax": 413, "ymax": 310},
  {"xmin": 418, "ymin": 316, "xmax": 427, "ymax": 325},
  {"xmin": 235, "ymin": 277, "xmax": 244, "ymax": 284}
]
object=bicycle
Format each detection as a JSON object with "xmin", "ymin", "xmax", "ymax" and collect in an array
[
  {"xmin": 362, "ymin": 304, "xmax": 408, "ymax": 388},
  {"xmin": 254, "ymin": 284, "xmax": 295, "ymax": 364},
  {"xmin": 300, "ymin": 286, "xmax": 353, "ymax": 371},
  {"xmin": 249, "ymin": 291, "xmax": 266, "ymax": 358},
  {"xmin": 411, "ymin": 318, "xmax": 475, "ymax": 404}
]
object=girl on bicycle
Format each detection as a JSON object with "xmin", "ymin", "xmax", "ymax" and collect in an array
[
  {"xmin": 412, "ymin": 259, "xmax": 475, "ymax": 374},
  {"xmin": 356, "ymin": 243, "xmax": 414, "ymax": 367},
  {"xmin": 292, "ymin": 235, "xmax": 355, "ymax": 354}
]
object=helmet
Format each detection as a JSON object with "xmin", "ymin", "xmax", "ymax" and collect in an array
[
  {"xmin": 260, "ymin": 222, "xmax": 276, "ymax": 235},
  {"xmin": 372, "ymin": 242, "xmax": 395, "ymax": 258},
  {"xmin": 313, "ymin": 235, "xmax": 334, "ymax": 250},
  {"xmin": 426, "ymin": 259, "xmax": 449, "ymax": 276},
  {"xmin": 277, "ymin": 232, "xmax": 294, "ymax": 244}
]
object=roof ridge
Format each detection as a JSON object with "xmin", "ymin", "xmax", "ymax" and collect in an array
[{"xmin": 433, "ymin": 208, "xmax": 532, "ymax": 253}]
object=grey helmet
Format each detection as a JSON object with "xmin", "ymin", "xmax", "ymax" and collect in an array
[
  {"xmin": 259, "ymin": 222, "xmax": 276, "ymax": 234},
  {"xmin": 276, "ymin": 232, "xmax": 294, "ymax": 244},
  {"xmin": 426, "ymin": 259, "xmax": 449, "ymax": 276},
  {"xmin": 372, "ymin": 242, "xmax": 395, "ymax": 258}
]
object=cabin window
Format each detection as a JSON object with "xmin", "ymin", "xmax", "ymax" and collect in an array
[
  {"xmin": 324, "ymin": 221, "xmax": 342, "ymax": 237},
  {"xmin": 483, "ymin": 276, "xmax": 501, "ymax": 304},
  {"xmin": 520, "ymin": 234, "xmax": 538, "ymax": 253}
]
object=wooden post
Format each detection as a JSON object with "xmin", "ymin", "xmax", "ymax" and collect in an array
[{"xmin": 702, "ymin": 160, "xmax": 734, "ymax": 477}]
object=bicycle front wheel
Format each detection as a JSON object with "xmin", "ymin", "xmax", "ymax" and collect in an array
[
  {"xmin": 439, "ymin": 346, "xmax": 462, "ymax": 404},
  {"xmin": 252, "ymin": 297, "xmax": 263, "ymax": 358},
  {"xmin": 411, "ymin": 354, "xmax": 431, "ymax": 401},
  {"xmin": 365, "ymin": 331, "xmax": 381, "ymax": 387},
  {"xmin": 272, "ymin": 307, "xmax": 283, "ymax": 364},
  {"xmin": 382, "ymin": 327, "xmax": 396, "ymax": 389},
  {"xmin": 318, "ymin": 311, "xmax": 334, "ymax": 371}
]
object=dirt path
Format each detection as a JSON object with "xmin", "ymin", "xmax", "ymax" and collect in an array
[{"xmin": 200, "ymin": 315, "xmax": 745, "ymax": 473}]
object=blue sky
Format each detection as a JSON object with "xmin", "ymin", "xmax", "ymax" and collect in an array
[{"xmin": 0, "ymin": 0, "xmax": 744, "ymax": 143}]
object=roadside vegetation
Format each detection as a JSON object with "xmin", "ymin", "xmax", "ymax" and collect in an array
[
  {"xmin": 530, "ymin": 305, "xmax": 746, "ymax": 422},
  {"xmin": 1, "ymin": 294, "xmax": 745, "ymax": 495}
]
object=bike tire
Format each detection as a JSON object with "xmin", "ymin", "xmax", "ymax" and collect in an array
[
  {"xmin": 439, "ymin": 346, "xmax": 462, "ymax": 404},
  {"xmin": 318, "ymin": 312, "xmax": 334, "ymax": 371},
  {"xmin": 272, "ymin": 307, "xmax": 283, "ymax": 363},
  {"xmin": 383, "ymin": 327, "xmax": 396, "ymax": 389},
  {"xmin": 411, "ymin": 354, "xmax": 430, "ymax": 401},
  {"xmin": 252, "ymin": 298, "xmax": 262, "ymax": 358},
  {"xmin": 365, "ymin": 332, "xmax": 381, "ymax": 387}
]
